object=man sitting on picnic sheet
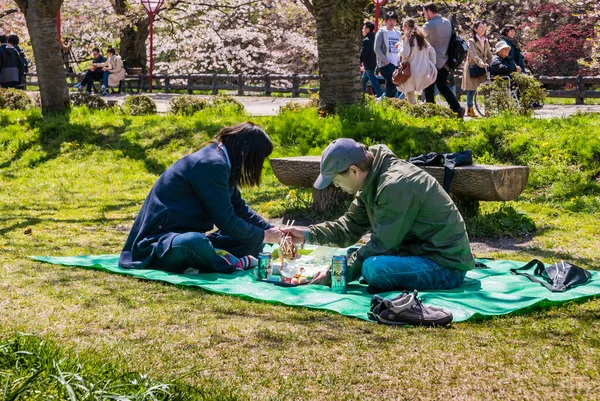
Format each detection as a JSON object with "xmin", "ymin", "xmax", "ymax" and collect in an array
[
  {"xmin": 119, "ymin": 122, "xmax": 283, "ymax": 274},
  {"xmin": 283, "ymin": 138, "xmax": 474, "ymax": 293}
]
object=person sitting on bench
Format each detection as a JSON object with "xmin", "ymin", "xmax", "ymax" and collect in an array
[
  {"xmin": 119, "ymin": 122, "xmax": 283, "ymax": 274},
  {"xmin": 95, "ymin": 47, "xmax": 125, "ymax": 96},
  {"xmin": 282, "ymin": 138, "xmax": 474, "ymax": 293},
  {"xmin": 74, "ymin": 47, "xmax": 107, "ymax": 94}
]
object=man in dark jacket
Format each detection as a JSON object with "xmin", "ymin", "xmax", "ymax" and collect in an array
[
  {"xmin": 75, "ymin": 48, "xmax": 107, "ymax": 94},
  {"xmin": 283, "ymin": 138, "xmax": 474, "ymax": 293},
  {"xmin": 0, "ymin": 34, "xmax": 25, "ymax": 89},
  {"xmin": 490, "ymin": 41, "xmax": 520, "ymax": 77},
  {"xmin": 360, "ymin": 21, "xmax": 383, "ymax": 97}
]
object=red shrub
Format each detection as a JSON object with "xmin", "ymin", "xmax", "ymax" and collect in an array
[{"xmin": 523, "ymin": 23, "xmax": 594, "ymax": 76}]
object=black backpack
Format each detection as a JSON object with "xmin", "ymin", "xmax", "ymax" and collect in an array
[
  {"xmin": 446, "ymin": 21, "xmax": 468, "ymax": 70},
  {"xmin": 407, "ymin": 150, "xmax": 473, "ymax": 192},
  {"xmin": 510, "ymin": 259, "xmax": 592, "ymax": 292}
]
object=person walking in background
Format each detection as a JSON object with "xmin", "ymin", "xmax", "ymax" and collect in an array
[
  {"xmin": 374, "ymin": 11, "xmax": 402, "ymax": 100},
  {"xmin": 394, "ymin": 18, "xmax": 437, "ymax": 104},
  {"xmin": 7, "ymin": 35, "xmax": 28, "ymax": 89},
  {"xmin": 360, "ymin": 21, "xmax": 384, "ymax": 98},
  {"xmin": 462, "ymin": 21, "xmax": 493, "ymax": 117},
  {"xmin": 501, "ymin": 24, "xmax": 526, "ymax": 74},
  {"xmin": 0, "ymin": 34, "xmax": 25, "ymax": 89},
  {"xmin": 421, "ymin": 2, "xmax": 464, "ymax": 117}
]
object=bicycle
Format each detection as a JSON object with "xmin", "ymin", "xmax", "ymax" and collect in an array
[{"xmin": 473, "ymin": 75, "xmax": 520, "ymax": 117}]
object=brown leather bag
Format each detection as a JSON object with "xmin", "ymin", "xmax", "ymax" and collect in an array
[
  {"xmin": 392, "ymin": 61, "xmax": 411, "ymax": 85},
  {"xmin": 391, "ymin": 44, "xmax": 412, "ymax": 86}
]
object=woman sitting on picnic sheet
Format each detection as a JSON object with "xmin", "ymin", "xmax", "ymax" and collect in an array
[{"xmin": 119, "ymin": 122, "xmax": 283, "ymax": 274}]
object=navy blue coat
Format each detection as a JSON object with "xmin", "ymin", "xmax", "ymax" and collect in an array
[
  {"xmin": 490, "ymin": 55, "xmax": 517, "ymax": 77},
  {"xmin": 119, "ymin": 143, "xmax": 271, "ymax": 268}
]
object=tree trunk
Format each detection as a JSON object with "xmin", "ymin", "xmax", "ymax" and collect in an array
[
  {"xmin": 312, "ymin": 0, "xmax": 370, "ymax": 113},
  {"xmin": 111, "ymin": 0, "xmax": 150, "ymax": 72},
  {"xmin": 312, "ymin": 186, "xmax": 353, "ymax": 215},
  {"xmin": 119, "ymin": 19, "xmax": 150, "ymax": 72},
  {"xmin": 14, "ymin": 0, "xmax": 70, "ymax": 114}
]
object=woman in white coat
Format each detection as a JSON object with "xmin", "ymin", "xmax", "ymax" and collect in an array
[
  {"xmin": 394, "ymin": 18, "xmax": 437, "ymax": 104},
  {"xmin": 97, "ymin": 47, "xmax": 126, "ymax": 96}
]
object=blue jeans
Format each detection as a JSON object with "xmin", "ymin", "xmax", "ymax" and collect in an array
[
  {"xmin": 102, "ymin": 71, "xmax": 110, "ymax": 88},
  {"xmin": 361, "ymin": 255, "xmax": 466, "ymax": 291},
  {"xmin": 466, "ymin": 90, "xmax": 475, "ymax": 107},
  {"xmin": 378, "ymin": 63, "xmax": 398, "ymax": 98},
  {"xmin": 151, "ymin": 231, "xmax": 263, "ymax": 274},
  {"xmin": 362, "ymin": 69, "xmax": 384, "ymax": 97}
]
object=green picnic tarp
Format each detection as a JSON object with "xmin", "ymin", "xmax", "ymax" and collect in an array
[{"xmin": 33, "ymin": 255, "xmax": 600, "ymax": 323}]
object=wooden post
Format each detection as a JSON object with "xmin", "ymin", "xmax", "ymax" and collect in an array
[
  {"xmin": 237, "ymin": 73, "xmax": 244, "ymax": 96},
  {"xmin": 264, "ymin": 74, "xmax": 271, "ymax": 96},
  {"xmin": 186, "ymin": 74, "xmax": 192, "ymax": 94},
  {"xmin": 212, "ymin": 73, "xmax": 218, "ymax": 95},
  {"xmin": 576, "ymin": 75, "xmax": 584, "ymax": 105},
  {"xmin": 164, "ymin": 76, "xmax": 170, "ymax": 93},
  {"xmin": 292, "ymin": 74, "xmax": 300, "ymax": 98}
]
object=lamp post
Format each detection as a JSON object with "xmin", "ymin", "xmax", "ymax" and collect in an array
[
  {"xmin": 373, "ymin": 0, "xmax": 387, "ymax": 32},
  {"xmin": 141, "ymin": 0, "xmax": 164, "ymax": 92}
]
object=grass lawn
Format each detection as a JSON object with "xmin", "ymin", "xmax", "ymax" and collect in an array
[{"xmin": 1, "ymin": 105, "xmax": 599, "ymax": 399}]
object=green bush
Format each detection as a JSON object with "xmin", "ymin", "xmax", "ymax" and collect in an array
[
  {"xmin": 70, "ymin": 92, "xmax": 108, "ymax": 110},
  {"xmin": 476, "ymin": 73, "xmax": 546, "ymax": 116},
  {"xmin": 121, "ymin": 95, "xmax": 157, "ymax": 116},
  {"xmin": 168, "ymin": 95, "xmax": 208, "ymax": 115},
  {"xmin": 210, "ymin": 94, "xmax": 244, "ymax": 112},
  {"xmin": 384, "ymin": 98, "xmax": 456, "ymax": 118},
  {"xmin": 0, "ymin": 88, "xmax": 33, "ymax": 110}
]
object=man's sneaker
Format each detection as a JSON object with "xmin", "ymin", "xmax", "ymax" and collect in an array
[
  {"xmin": 368, "ymin": 290, "xmax": 453, "ymax": 327},
  {"xmin": 74, "ymin": 83, "xmax": 82, "ymax": 90},
  {"xmin": 457, "ymin": 107, "xmax": 466, "ymax": 119}
]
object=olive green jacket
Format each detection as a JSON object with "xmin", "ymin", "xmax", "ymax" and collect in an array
[{"xmin": 308, "ymin": 145, "xmax": 474, "ymax": 276}]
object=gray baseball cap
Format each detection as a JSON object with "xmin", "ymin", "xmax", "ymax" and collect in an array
[{"xmin": 314, "ymin": 138, "xmax": 368, "ymax": 190}]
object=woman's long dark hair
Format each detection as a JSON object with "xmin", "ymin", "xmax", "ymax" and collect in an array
[
  {"xmin": 472, "ymin": 21, "xmax": 485, "ymax": 41},
  {"xmin": 215, "ymin": 122, "xmax": 273, "ymax": 188},
  {"xmin": 403, "ymin": 19, "xmax": 426, "ymax": 50}
]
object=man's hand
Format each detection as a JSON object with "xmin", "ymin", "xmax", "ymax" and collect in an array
[
  {"xmin": 516, "ymin": 66, "xmax": 522, "ymax": 73},
  {"xmin": 281, "ymin": 226, "xmax": 308, "ymax": 244},
  {"xmin": 310, "ymin": 269, "xmax": 329, "ymax": 285},
  {"xmin": 264, "ymin": 227, "xmax": 283, "ymax": 244}
]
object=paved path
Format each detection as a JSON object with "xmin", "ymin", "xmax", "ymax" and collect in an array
[
  {"xmin": 102, "ymin": 93, "xmax": 599, "ymax": 117},
  {"xmin": 104, "ymin": 93, "xmax": 311, "ymax": 116}
]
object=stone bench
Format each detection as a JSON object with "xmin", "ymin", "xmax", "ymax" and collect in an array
[{"xmin": 270, "ymin": 156, "xmax": 530, "ymax": 217}]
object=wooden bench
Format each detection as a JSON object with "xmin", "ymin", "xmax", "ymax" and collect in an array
[{"xmin": 270, "ymin": 156, "xmax": 530, "ymax": 217}]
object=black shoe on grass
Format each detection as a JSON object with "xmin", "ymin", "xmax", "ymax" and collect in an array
[{"xmin": 368, "ymin": 290, "xmax": 453, "ymax": 327}]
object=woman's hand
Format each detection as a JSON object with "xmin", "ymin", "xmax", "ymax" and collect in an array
[
  {"xmin": 281, "ymin": 226, "xmax": 308, "ymax": 244},
  {"xmin": 264, "ymin": 227, "xmax": 283, "ymax": 244},
  {"xmin": 479, "ymin": 63, "xmax": 487, "ymax": 69}
]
